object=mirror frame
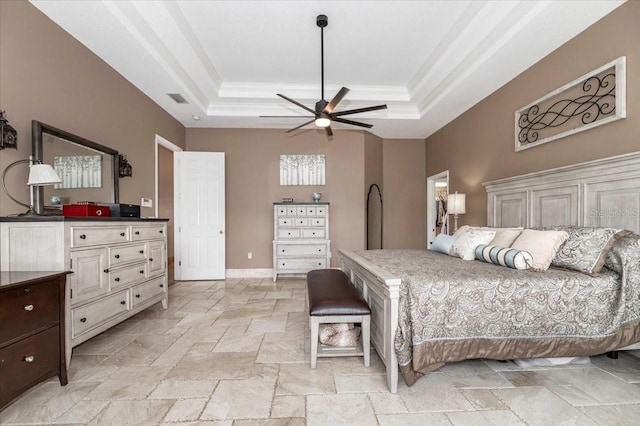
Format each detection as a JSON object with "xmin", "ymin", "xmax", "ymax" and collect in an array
[{"xmin": 32, "ymin": 120, "xmax": 119, "ymax": 214}]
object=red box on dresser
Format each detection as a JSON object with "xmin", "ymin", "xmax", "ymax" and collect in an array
[{"xmin": 62, "ymin": 204, "xmax": 110, "ymax": 217}]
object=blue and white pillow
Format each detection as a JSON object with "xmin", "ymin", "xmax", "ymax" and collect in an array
[{"xmin": 475, "ymin": 244, "xmax": 532, "ymax": 270}]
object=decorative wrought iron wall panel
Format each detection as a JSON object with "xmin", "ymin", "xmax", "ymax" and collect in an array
[{"xmin": 515, "ymin": 56, "xmax": 626, "ymax": 151}]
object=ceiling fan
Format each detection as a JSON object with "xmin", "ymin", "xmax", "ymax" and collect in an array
[{"xmin": 262, "ymin": 14, "xmax": 387, "ymax": 136}]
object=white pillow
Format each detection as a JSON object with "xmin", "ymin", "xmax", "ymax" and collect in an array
[
  {"xmin": 510, "ymin": 229, "xmax": 569, "ymax": 270},
  {"xmin": 490, "ymin": 229, "xmax": 522, "ymax": 247},
  {"xmin": 431, "ymin": 233, "xmax": 457, "ymax": 255},
  {"xmin": 451, "ymin": 229, "xmax": 496, "ymax": 260}
]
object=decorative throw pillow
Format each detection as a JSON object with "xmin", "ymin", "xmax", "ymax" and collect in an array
[
  {"xmin": 475, "ymin": 244, "xmax": 533, "ymax": 270},
  {"xmin": 451, "ymin": 229, "xmax": 496, "ymax": 261},
  {"xmin": 545, "ymin": 226, "xmax": 632, "ymax": 276},
  {"xmin": 453, "ymin": 225, "xmax": 471, "ymax": 238},
  {"xmin": 489, "ymin": 229, "xmax": 523, "ymax": 247},
  {"xmin": 431, "ymin": 233, "xmax": 457, "ymax": 255},
  {"xmin": 510, "ymin": 229, "xmax": 569, "ymax": 270}
]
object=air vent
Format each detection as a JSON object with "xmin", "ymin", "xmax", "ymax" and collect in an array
[{"xmin": 167, "ymin": 93, "xmax": 188, "ymax": 104}]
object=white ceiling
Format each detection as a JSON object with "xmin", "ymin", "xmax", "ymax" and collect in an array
[{"xmin": 30, "ymin": 0, "xmax": 624, "ymax": 139}]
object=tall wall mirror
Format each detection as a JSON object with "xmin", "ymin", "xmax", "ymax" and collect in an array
[{"xmin": 32, "ymin": 120, "xmax": 119, "ymax": 214}]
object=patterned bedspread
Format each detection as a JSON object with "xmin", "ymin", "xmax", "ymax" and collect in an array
[{"xmin": 355, "ymin": 242, "xmax": 640, "ymax": 386}]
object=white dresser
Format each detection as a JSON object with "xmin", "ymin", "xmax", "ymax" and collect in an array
[
  {"xmin": 0, "ymin": 218, "xmax": 169, "ymax": 365},
  {"xmin": 273, "ymin": 203, "xmax": 330, "ymax": 281}
]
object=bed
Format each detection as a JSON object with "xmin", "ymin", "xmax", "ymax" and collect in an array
[{"xmin": 339, "ymin": 151, "xmax": 640, "ymax": 393}]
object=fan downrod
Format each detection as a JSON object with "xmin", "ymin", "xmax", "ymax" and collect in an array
[{"xmin": 316, "ymin": 14, "xmax": 328, "ymax": 28}]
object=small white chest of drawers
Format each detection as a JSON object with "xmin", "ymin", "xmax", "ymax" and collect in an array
[
  {"xmin": 273, "ymin": 203, "xmax": 330, "ymax": 281},
  {"xmin": 0, "ymin": 218, "xmax": 168, "ymax": 366}
]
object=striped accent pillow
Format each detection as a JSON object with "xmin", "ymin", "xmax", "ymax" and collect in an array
[{"xmin": 475, "ymin": 244, "xmax": 533, "ymax": 270}]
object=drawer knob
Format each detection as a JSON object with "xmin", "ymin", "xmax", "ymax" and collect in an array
[
  {"xmin": 136, "ymin": 294, "xmax": 141, "ymax": 298},
  {"xmin": 318, "ymin": 249, "xmax": 321, "ymax": 252},
  {"xmin": 120, "ymin": 232, "xmax": 126, "ymax": 237},
  {"xmin": 159, "ymin": 230, "xmax": 163, "ymax": 234},
  {"xmin": 149, "ymin": 258, "xmax": 154, "ymax": 261},
  {"xmin": 23, "ymin": 288, "xmax": 30, "ymax": 293},
  {"xmin": 282, "ymin": 250, "xmax": 285, "ymax": 253},
  {"xmin": 139, "ymin": 250, "xmax": 144, "ymax": 254},
  {"xmin": 139, "ymin": 270, "xmax": 144, "ymax": 274},
  {"xmin": 79, "ymin": 234, "xmax": 87, "ymax": 239},
  {"xmin": 312, "ymin": 232, "xmax": 316, "ymax": 235},
  {"xmin": 80, "ymin": 317, "xmax": 87, "ymax": 323},
  {"xmin": 24, "ymin": 355, "xmax": 35, "ymax": 363},
  {"xmin": 159, "ymin": 284, "xmax": 164, "ymax": 288},
  {"xmin": 24, "ymin": 304, "xmax": 34, "ymax": 311},
  {"xmin": 288, "ymin": 233, "xmax": 291, "ymax": 236},
  {"xmin": 115, "ymin": 277, "xmax": 120, "ymax": 282},
  {"xmin": 104, "ymin": 269, "xmax": 110, "ymax": 273},
  {"xmin": 114, "ymin": 254, "xmax": 120, "ymax": 259},
  {"xmin": 120, "ymin": 300, "xmax": 126, "ymax": 305},
  {"xmin": 135, "ymin": 231, "xmax": 140, "ymax": 235}
]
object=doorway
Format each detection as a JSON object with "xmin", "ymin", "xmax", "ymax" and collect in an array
[
  {"xmin": 155, "ymin": 135, "xmax": 182, "ymax": 282},
  {"xmin": 426, "ymin": 170, "xmax": 449, "ymax": 248}
]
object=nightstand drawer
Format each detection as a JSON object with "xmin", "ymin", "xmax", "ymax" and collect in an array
[
  {"xmin": 109, "ymin": 262, "xmax": 147, "ymax": 290},
  {"xmin": 0, "ymin": 326, "xmax": 60, "ymax": 407},
  {"xmin": 301, "ymin": 229, "xmax": 325, "ymax": 238},
  {"xmin": 131, "ymin": 277, "xmax": 166, "ymax": 308},
  {"xmin": 0, "ymin": 281, "xmax": 59, "ymax": 344}
]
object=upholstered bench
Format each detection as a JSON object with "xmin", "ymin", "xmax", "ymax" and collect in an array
[{"xmin": 306, "ymin": 269, "xmax": 371, "ymax": 368}]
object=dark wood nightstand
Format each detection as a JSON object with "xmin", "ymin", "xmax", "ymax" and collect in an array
[{"xmin": 0, "ymin": 271, "xmax": 69, "ymax": 410}]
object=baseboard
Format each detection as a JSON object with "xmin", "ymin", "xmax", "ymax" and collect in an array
[{"xmin": 225, "ymin": 268, "xmax": 273, "ymax": 278}]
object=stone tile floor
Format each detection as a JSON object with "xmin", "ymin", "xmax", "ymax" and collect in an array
[{"xmin": 2, "ymin": 277, "xmax": 640, "ymax": 425}]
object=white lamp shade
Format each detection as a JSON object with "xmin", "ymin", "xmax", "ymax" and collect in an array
[
  {"xmin": 28, "ymin": 164, "xmax": 62, "ymax": 186},
  {"xmin": 448, "ymin": 192, "xmax": 466, "ymax": 215}
]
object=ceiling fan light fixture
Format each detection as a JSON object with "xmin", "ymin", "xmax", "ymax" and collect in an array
[{"xmin": 314, "ymin": 117, "xmax": 331, "ymax": 128}]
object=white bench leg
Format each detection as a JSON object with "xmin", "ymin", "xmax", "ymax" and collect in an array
[
  {"xmin": 310, "ymin": 316, "xmax": 319, "ymax": 368},
  {"xmin": 362, "ymin": 315, "xmax": 370, "ymax": 367}
]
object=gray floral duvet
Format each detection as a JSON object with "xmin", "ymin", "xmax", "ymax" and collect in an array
[{"xmin": 355, "ymin": 234, "xmax": 640, "ymax": 386}]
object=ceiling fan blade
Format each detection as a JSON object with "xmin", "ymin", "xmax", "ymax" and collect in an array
[
  {"xmin": 331, "ymin": 104, "xmax": 388, "ymax": 117},
  {"xmin": 323, "ymin": 87, "xmax": 350, "ymax": 114},
  {"xmin": 285, "ymin": 119, "xmax": 316, "ymax": 133},
  {"xmin": 325, "ymin": 126, "xmax": 333, "ymax": 136},
  {"xmin": 332, "ymin": 117, "xmax": 373, "ymax": 129},
  {"xmin": 277, "ymin": 94, "xmax": 317, "ymax": 115},
  {"xmin": 260, "ymin": 115, "xmax": 314, "ymax": 118}
]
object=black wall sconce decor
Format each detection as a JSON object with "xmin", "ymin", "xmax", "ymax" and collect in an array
[
  {"xmin": 118, "ymin": 154, "xmax": 133, "ymax": 178},
  {"xmin": 0, "ymin": 110, "xmax": 18, "ymax": 149}
]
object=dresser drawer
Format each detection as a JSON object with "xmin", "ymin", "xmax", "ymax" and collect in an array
[
  {"xmin": 71, "ymin": 226, "xmax": 130, "ymax": 248},
  {"xmin": 295, "ymin": 218, "xmax": 309, "ymax": 226},
  {"xmin": 278, "ymin": 218, "xmax": 295, "ymax": 227},
  {"xmin": 109, "ymin": 262, "xmax": 147, "ymax": 290},
  {"xmin": 301, "ymin": 229, "xmax": 325, "ymax": 238},
  {"xmin": 275, "ymin": 244, "xmax": 327, "ymax": 257},
  {"xmin": 295, "ymin": 206, "xmax": 308, "ymax": 216},
  {"xmin": 0, "ymin": 326, "xmax": 60, "ymax": 407},
  {"xmin": 310, "ymin": 217, "xmax": 326, "ymax": 227},
  {"xmin": 276, "ymin": 258, "xmax": 327, "ymax": 270},
  {"xmin": 276, "ymin": 206, "xmax": 288, "ymax": 216},
  {"xmin": 72, "ymin": 290, "xmax": 129, "ymax": 338},
  {"xmin": 0, "ymin": 281, "xmax": 59, "ymax": 344},
  {"xmin": 315, "ymin": 206, "xmax": 327, "ymax": 216},
  {"xmin": 109, "ymin": 243, "xmax": 147, "ymax": 267},
  {"xmin": 277, "ymin": 229, "xmax": 301, "ymax": 239},
  {"xmin": 131, "ymin": 277, "xmax": 166, "ymax": 308},
  {"xmin": 131, "ymin": 225, "xmax": 166, "ymax": 241}
]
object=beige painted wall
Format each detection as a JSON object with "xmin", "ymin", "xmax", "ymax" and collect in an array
[
  {"xmin": 383, "ymin": 139, "xmax": 427, "ymax": 249},
  {"xmin": 186, "ymin": 128, "xmax": 366, "ymax": 269},
  {"xmin": 364, "ymin": 132, "xmax": 383, "ymax": 249},
  {"xmin": 0, "ymin": 1, "xmax": 185, "ymax": 217},
  {"xmin": 425, "ymin": 1, "xmax": 640, "ymax": 229}
]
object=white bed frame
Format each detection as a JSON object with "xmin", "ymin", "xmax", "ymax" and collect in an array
[{"xmin": 340, "ymin": 151, "xmax": 640, "ymax": 393}]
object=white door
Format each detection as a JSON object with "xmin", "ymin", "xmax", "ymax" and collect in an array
[{"xmin": 174, "ymin": 152, "xmax": 225, "ymax": 280}]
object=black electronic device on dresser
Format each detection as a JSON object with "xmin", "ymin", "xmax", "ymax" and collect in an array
[
  {"xmin": 98, "ymin": 203, "xmax": 141, "ymax": 218},
  {"xmin": 0, "ymin": 271, "xmax": 69, "ymax": 411}
]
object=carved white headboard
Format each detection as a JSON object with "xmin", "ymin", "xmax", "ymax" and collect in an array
[{"xmin": 483, "ymin": 152, "xmax": 640, "ymax": 234}]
